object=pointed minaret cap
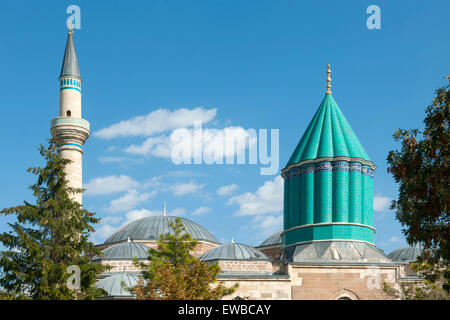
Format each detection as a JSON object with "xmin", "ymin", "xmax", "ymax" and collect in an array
[
  {"xmin": 60, "ymin": 29, "xmax": 81, "ymax": 80},
  {"xmin": 326, "ymin": 64, "xmax": 332, "ymax": 95},
  {"xmin": 163, "ymin": 201, "xmax": 167, "ymax": 216}
]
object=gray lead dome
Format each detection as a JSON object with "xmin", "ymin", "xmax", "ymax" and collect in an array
[
  {"xmin": 104, "ymin": 215, "xmax": 219, "ymax": 244},
  {"xmin": 388, "ymin": 243, "xmax": 424, "ymax": 263},
  {"xmin": 93, "ymin": 241, "xmax": 150, "ymax": 261},
  {"xmin": 200, "ymin": 242, "xmax": 270, "ymax": 261},
  {"xmin": 258, "ymin": 231, "xmax": 283, "ymax": 247}
]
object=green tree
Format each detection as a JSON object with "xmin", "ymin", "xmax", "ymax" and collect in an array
[
  {"xmin": 132, "ymin": 218, "xmax": 237, "ymax": 300},
  {"xmin": 0, "ymin": 139, "xmax": 106, "ymax": 299},
  {"xmin": 387, "ymin": 77, "xmax": 450, "ymax": 295}
]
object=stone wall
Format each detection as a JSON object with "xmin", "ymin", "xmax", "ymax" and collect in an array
[
  {"xmin": 257, "ymin": 245, "xmax": 282, "ymax": 260},
  {"xmin": 288, "ymin": 264, "xmax": 400, "ymax": 300},
  {"xmin": 218, "ymin": 277, "xmax": 291, "ymax": 300},
  {"xmin": 94, "ymin": 259, "xmax": 149, "ymax": 272},
  {"xmin": 211, "ymin": 260, "xmax": 273, "ymax": 274}
]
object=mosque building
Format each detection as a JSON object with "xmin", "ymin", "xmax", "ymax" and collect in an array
[{"xmin": 54, "ymin": 30, "xmax": 424, "ymax": 300}]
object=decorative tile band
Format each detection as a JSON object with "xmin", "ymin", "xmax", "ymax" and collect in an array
[
  {"xmin": 282, "ymin": 161, "xmax": 375, "ymax": 180},
  {"xmin": 61, "ymin": 142, "xmax": 83, "ymax": 149},
  {"xmin": 60, "ymin": 86, "xmax": 81, "ymax": 92}
]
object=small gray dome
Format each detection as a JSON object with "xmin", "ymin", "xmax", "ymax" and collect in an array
[
  {"xmin": 258, "ymin": 231, "xmax": 282, "ymax": 247},
  {"xmin": 96, "ymin": 273, "xmax": 139, "ymax": 298},
  {"xmin": 93, "ymin": 241, "xmax": 149, "ymax": 261},
  {"xmin": 388, "ymin": 243, "xmax": 424, "ymax": 262},
  {"xmin": 199, "ymin": 242, "xmax": 270, "ymax": 261},
  {"xmin": 105, "ymin": 215, "xmax": 219, "ymax": 244}
]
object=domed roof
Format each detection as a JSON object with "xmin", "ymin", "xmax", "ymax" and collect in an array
[
  {"xmin": 199, "ymin": 242, "xmax": 270, "ymax": 261},
  {"xmin": 96, "ymin": 273, "xmax": 139, "ymax": 298},
  {"xmin": 388, "ymin": 243, "xmax": 424, "ymax": 263},
  {"xmin": 93, "ymin": 241, "xmax": 149, "ymax": 261},
  {"xmin": 286, "ymin": 94, "xmax": 371, "ymax": 168},
  {"xmin": 104, "ymin": 215, "xmax": 219, "ymax": 244},
  {"xmin": 258, "ymin": 231, "xmax": 283, "ymax": 247}
]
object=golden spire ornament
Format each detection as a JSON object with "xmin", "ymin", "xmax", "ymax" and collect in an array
[{"xmin": 326, "ymin": 64, "xmax": 332, "ymax": 95}]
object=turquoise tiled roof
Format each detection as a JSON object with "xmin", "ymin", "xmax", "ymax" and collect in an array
[
  {"xmin": 104, "ymin": 215, "xmax": 219, "ymax": 244},
  {"xmin": 287, "ymin": 94, "xmax": 370, "ymax": 166}
]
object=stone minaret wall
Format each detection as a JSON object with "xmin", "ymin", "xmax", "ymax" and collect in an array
[{"xmin": 51, "ymin": 31, "xmax": 89, "ymax": 204}]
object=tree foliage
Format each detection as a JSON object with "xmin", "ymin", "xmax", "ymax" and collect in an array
[
  {"xmin": 132, "ymin": 218, "xmax": 237, "ymax": 300},
  {"xmin": 387, "ymin": 77, "xmax": 450, "ymax": 294},
  {"xmin": 0, "ymin": 139, "xmax": 106, "ymax": 299}
]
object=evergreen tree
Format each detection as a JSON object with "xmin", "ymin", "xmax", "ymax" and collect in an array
[
  {"xmin": 132, "ymin": 218, "xmax": 237, "ymax": 300},
  {"xmin": 0, "ymin": 139, "xmax": 106, "ymax": 299},
  {"xmin": 387, "ymin": 77, "xmax": 449, "ymax": 294}
]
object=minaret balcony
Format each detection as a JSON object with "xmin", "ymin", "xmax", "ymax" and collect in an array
[{"xmin": 51, "ymin": 116, "xmax": 90, "ymax": 147}]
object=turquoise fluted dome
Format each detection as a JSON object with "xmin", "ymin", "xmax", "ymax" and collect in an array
[
  {"xmin": 286, "ymin": 94, "xmax": 370, "ymax": 166},
  {"xmin": 282, "ymin": 92, "xmax": 376, "ymax": 253}
]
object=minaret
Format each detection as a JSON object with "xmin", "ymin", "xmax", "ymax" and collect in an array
[{"xmin": 51, "ymin": 29, "xmax": 90, "ymax": 204}]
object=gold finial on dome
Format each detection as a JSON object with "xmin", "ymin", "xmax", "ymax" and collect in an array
[
  {"xmin": 326, "ymin": 64, "xmax": 332, "ymax": 95},
  {"xmin": 68, "ymin": 27, "xmax": 72, "ymax": 34}
]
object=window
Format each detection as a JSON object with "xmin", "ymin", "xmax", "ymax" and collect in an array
[{"xmin": 67, "ymin": 110, "xmax": 71, "ymax": 117}]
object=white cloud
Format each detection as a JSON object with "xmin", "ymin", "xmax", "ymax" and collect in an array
[
  {"xmin": 217, "ymin": 184, "xmax": 238, "ymax": 196},
  {"xmin": 388, "ymin": 236, "xmax": 403, "ymax": 243},
  {"xmin": 251, "ymin": 215, "xmax": 283, "ymax": 238},
  {"xmin": 124, "ymin": 209, "xmax": 160, "ymax": 222},
  {"xmin": 124, "ymin": 126, "xmax": 257, "ymax": 163},
  {"xmin": 106, "ymin": 189, "xmax": 157, "ymax": 213},
  {"xmin": 374, "ymin": 195, "xmax": 392, "ymax": 212},
  {"xmin": 169, "ymin": 182, "xmax": 205, "ymax": 197},
  {"xmin": 192, "ymin": 206, "xmax": 211, "ymax": 216},
  {"xmin": 94, "ymin": 224, "xmax": 120, "ymax": 240},
  {"xmin": 84, "ymin": 175, "xmax": 139, "ymax": 196},
  {"xmin": 94, "ymin": 107, "xmax": 217, "ymax": 139},
  {"xmin": 228, "ymin": 176, "xmax": 283, "ymax": 216}
]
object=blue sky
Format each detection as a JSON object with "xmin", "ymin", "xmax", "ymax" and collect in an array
[{"xmin": 0, "ymin": 0, "xmax": 449, "ymax": 254}]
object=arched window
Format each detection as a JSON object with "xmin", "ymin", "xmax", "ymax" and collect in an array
[
  {"xmin": 67, "ymin": 110, "xmax": 71, "ymax": 117},
  {"xmin": 70, "ymin": 79, "xmax": 73, "ymax": 85}
]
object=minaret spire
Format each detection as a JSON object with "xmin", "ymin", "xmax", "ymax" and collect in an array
[
  {"xmin": 60, "ymin": 29, "xmax": 81, "ymax": 80},
  {"xmin": 326, "ymin": 64, "xmax": 332, "ymax": 95},
  {"xmin": 163, "ymin": 201, "xmax": 167, "ymax": 216}
]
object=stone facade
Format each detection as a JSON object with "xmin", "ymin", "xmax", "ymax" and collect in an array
[
  {"xmin": 94, "ymin": 259, "xmax": 148, "ymax": 272},
  {"xmin": 205, "ymin": 260, "xmax": 273, "ymax": 274},
  {"xmin": 257, "ymin": 245, "xmax": 282, "ymax": 260},
  {"xmin": 218, "ymin": 277, "xmax": 292, "ymax": 300},
  {"xmin": 288, "ymin": 264, "xmax": 399, "ymax": 300}
]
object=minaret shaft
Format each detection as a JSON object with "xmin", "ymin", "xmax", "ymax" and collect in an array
[{"xmin": 51, "ymin": 31, "xmax": 89, "ymax": 204}]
